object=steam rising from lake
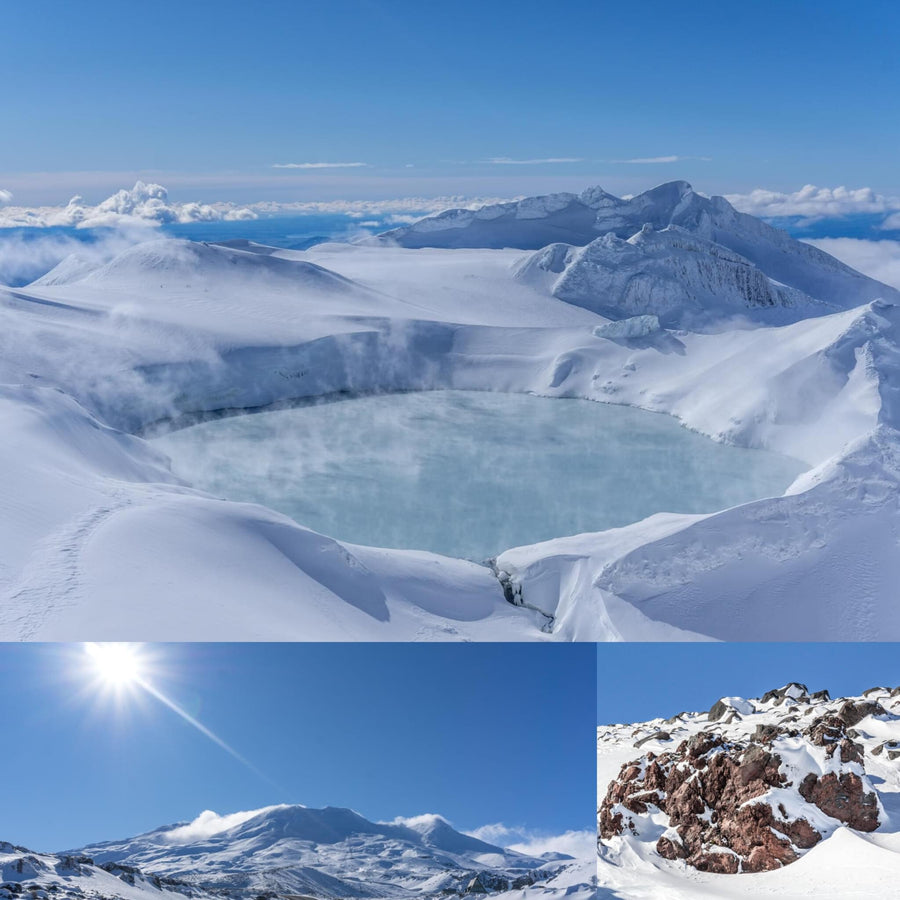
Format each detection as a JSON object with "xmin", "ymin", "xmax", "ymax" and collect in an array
[{"xmin": 152, "ymin": 390, "xmax": 807, "ymax": 561}]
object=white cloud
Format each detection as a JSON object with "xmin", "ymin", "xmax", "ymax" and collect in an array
[
  {"xmin": 465, "ymin": 823, "xmax": 594, "ymax": 859},
  {"xmin": 388, "ymin": 813, "xmax": 451, "ymax": 829},
  {"xmin": 618, "ymin": 155, "xmax": 680, "ymax": 164},
  {"xmin": 161, "ymin": 806, "xmax": 289, "ymax": 844},
  {"xmin": 611, "ymin": 155, "xmax": 711, "ymax": 164},
  {"xmin": 0, "ymin": 181, "xmax": 256, "ymax": 229},
  {"xmin": 484, "ymin": 157, "xmax": 583, "ymax": 165},
  {"xmin": 271, "ymin": 162, "xmax": 369, "ymax": 169},
  {"xmin": 804, "ymin": 237, "xmax": 900, "ymax": 289},
  {"xmin": 725, "ymin": 184, "xmax": 897, "ymax": 220},
  {"xmin": 0, "ymin": 189, "xmax": 12, "ymax": 206}
]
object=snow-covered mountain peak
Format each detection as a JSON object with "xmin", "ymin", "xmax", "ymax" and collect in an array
[
  {"xmin": 578, "ymin": 185, "xmax": 624, "ymax": 209},
  {"xmin": 69, "ymin": 805, "xmax": 566, "ymax": 900}
]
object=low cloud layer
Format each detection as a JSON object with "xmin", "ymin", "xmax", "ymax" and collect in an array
[
  {"xmin": 465, "ymin": 823, "xmax": 594, "ymax": 859},
  {"xmin": 805, "ymin": 237, "xmax": 900, "ymax": 290},
  {"xmin": 726, "ymin": 184, "xmax": 899, "ymax": 221},
  {"xmin": 246, "ymin": 194, "xmax": 518, "ymax": 219},
  {"xmin": 0, "ymin": 181, "xmax": 256, "ymax": 229}
]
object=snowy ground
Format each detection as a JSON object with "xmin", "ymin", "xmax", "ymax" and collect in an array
[
  {"xmin": 596, "ymin": 686, "xmax": 900, "ymax": 898},
  {"xmin": 1, "ymin": 182, "xmax": 899, "ymax": 639}
]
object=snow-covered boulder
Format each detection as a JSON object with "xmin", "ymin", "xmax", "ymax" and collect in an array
[{"xmin": 598, "ymin": 684, "xmax": 896, "ymax": 878}]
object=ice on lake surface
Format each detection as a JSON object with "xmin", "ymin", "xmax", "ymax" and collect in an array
[{"xmin": 152, "ymin": 390, "xmax": 808, "ymax": 561}]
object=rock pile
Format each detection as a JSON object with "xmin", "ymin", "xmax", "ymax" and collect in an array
[{"xmin": 598, "ymin": 684, "xmax": 895, "ymax": 874}]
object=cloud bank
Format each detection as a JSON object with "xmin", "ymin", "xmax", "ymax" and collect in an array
[
  {"xmin": 725, "ymin": 184, "xmax": 898, "ymax": 220},
  {"xmin": 805, "ymin": 237, "xmax": 900, "ymax": 290},
  {"xmin": 465, "ymin": 823, "xmax": 594, "ymax": 859},
  {"xmin": 0, "ymin": 181, "xmax": 256, "ymax": 229},
  {"xmin": 246, "ymin": 194, "xmax": 519, "ymax": 219}
]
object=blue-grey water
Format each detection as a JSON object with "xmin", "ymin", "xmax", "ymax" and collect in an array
[{"xmin": 152, "ymin": 391, "xmax": 807, "ymax": 561}]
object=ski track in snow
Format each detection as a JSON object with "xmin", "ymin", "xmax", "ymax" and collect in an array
[{"xmin": 0, "ymin": 489, "xmax": 137, "ymax": 639}]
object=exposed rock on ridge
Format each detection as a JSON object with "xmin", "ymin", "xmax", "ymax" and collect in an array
[{"xmin": 598, "ymin": 684, "xmax": 895, "ymax": 874}]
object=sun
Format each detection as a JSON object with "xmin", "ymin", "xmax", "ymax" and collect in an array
[{"xmin": 84, "ymin": 643, "xmax": 145, "ymax": 689}]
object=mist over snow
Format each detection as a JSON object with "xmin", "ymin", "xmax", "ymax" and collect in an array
[{"xmin": 0, "ymin": 225, "xmax": 156, "ymax": 287}]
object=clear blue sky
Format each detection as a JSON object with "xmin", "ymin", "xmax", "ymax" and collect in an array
[
  {"xmin": 1, "ymin": 643, "xmax": 594, "ymax": 852},
  {"xmin": 598, "ymin": 643, "xmax": 900, "ymax": 724},
  {"xmin": 3, "ymin": 0, "xmax": 899, "ymax": 203}
]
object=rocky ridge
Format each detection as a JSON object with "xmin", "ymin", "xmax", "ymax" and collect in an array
[
  {"xmin": 598, "ymin": 683, "xmax": 899, "ymax": 874},
  {"xmin": 0, "ymin": 843, "xmax": 211, "ymax": 900}
]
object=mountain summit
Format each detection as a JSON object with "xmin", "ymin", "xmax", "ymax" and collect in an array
[
  {"xmin": 70, "ymin": 805, "xmax": 569, "ymax": 899},
  {"xmin": 379, "ymin": 181, "xmax": 898, "ymax": 327}
]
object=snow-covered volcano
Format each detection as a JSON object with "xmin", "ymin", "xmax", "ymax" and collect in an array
[
  {"xmin": 1, "ymin": 181, "xmax": 900, "ymax": 639},
  {"xmin": 597, "ymin": 684, "xmax": 900, "ymax": 897},
  {"xmin": 52, "ymin": 806, "xmax": 586, "ymax": 900}
]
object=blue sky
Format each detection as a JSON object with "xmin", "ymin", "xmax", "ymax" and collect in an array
[
  {"xmin": 597, "ymin": 643, "xmax": 900, "ymax": 724},
  {"xmin": 1, "ymin": 643, "xmax": 594, "ymax": 852},
  {"xmin": 3, "ymin": 1, "xmax": 899, "ymax": 203}
]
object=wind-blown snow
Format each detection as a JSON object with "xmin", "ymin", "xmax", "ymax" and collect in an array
[{"xmin": 1, "ymin": 181, "xmax": 900, "ymax": 639}]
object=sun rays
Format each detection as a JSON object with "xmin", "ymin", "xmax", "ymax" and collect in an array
[{"xmin": 79, "ymin": 643, "xmax": 276, "ymax": 788}]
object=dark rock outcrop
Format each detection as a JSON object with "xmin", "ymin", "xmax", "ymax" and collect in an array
[{"xmin": 599, "ymin": 720, "xmax": 880, "ymax": 874}]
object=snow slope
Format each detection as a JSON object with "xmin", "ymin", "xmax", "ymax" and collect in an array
[
  {"xmin": 71, "ymin": 806, "xmax": 576, "ymax": 899},
  {"xmin": 597, "ymin": 684, "xmax": 900, "ymax": 898},
  {"xmin": 1, "ymin": 184, "xmax": 900, "ymax": 639},
  {"xmin": 0, "ymin": 842, "xmax": 214, "ymax": 900},
  {"xmin": 515, "ymin": 225, "xmax": 830, "ymax": 329}
]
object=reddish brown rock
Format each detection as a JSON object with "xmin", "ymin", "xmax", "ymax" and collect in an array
[
  {"xmin": 798, "ymin": 771, "xmax": 879, "ymax": 832},
  {"xmin": 656, "ymin": 836, "xmax": 687, "ymax": 860},
  {"xmin": 597, "ymin": 722, "xmax": 878, "ymax": 875},
  {"xmin": 836, "ymin": 700, "xmax": 886, "ymax": 728}
]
